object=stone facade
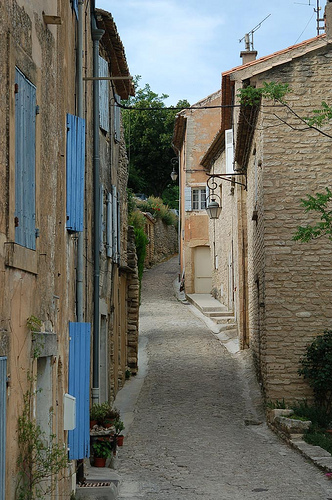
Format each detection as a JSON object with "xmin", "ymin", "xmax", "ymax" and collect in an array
[
  {"xmin": 0, "ymin": 2, "xmax": 136, "ymax": 498},
  {"xmin": 173, "ymin": 91, "xmax": 222, "ymax": 294},
  {"xmin": 143, "ymin": 215, "xmax": 178, "ymax": 267},
  {"xmin": 203, "ymin": 9, "xmax": 332, "ymax": 404}
]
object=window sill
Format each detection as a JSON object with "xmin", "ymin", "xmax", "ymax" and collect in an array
[{"xmin": 5, "ymin": 242, "xmax": 37, "ymax": 275}]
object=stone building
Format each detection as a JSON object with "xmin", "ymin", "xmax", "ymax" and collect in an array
[
  {"xmin": 173, "ymin": 91, "xmax": 222, "ymax": 294},
  {"xmin": 0, "ymin": 1, "xmax": 136, "ymax": 498},
  {"xmin": 202, "ymin": 3, "xmax": 332, "ymax": 404}
]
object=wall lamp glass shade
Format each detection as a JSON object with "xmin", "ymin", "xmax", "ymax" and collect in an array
[
  {"xmin": 170, "ymin": 169, "xmax": 178, "ymax": 181},
  {"xmin": 206, "ymin": 199, "xmax": 222, "ymax": 219}
]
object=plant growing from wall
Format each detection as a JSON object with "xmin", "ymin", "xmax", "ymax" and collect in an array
[
  {"xmin": 293, "ymin": 188, "xmax": 332, "ymax": 243},
  {"xmin": 16, "ymin": 377, "xmax": 68, "ymax": 499},
  {"xmin": 298, "ymin": 330, "xmax": 332, "ymax": 420}
]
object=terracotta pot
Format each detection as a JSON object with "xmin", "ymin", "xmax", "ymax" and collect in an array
[
  {"xmin": 90, "ymin": 419, "xmax": 97, "ymax": 429},
  {"xmin": 94, "ymin": 457, "xmax": 106, "ymax": 467},
  {"xmin": 116, "ymin": 435, "xmax": 124, "ymax": 446}
]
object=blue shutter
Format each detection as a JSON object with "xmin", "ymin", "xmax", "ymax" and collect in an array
[
  {"xmin": 106, "ymin": 192, "xmax": 113, "ymax": 258},
  {"xmin": 114, "ymin": 94, "xmax": 121, "ymax": 142},
  {"xmin": 0, "ymin": 357, "xmax": 7, "ymax": 500},
  {"xmin": 66, "ymin": 114, "xmax": 85, "ymax": 232},
  {"xmin": 68, "ymin": 322, "xmax": 90, "ymax": 460},
  {"xmin": 184, "ymin": 187, "xmax": 192, "ymax": 211},
  {"xmin": 99, "ymin": 56, "xmax": 109, "ymax": 132},
  {"xmin": 15, "ymin": 68, "xmax": 36, "ymax": 250},
  {"xmin": 72, "ymin": 0, "xmax": 78, "ymax": 19},
  {"xmin": 100, "ymin": 184, "xmax": 104, "ymax": 253}
]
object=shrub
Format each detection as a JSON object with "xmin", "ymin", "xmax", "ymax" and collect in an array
[{"xmin": 298, "ymin": 330, "xmax": 332, "ymax": 419}]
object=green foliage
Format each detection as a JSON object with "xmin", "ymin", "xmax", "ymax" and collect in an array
[
  {"xmin": 134, "ymin": 227, "xmax": 149, "ymax": 284},
  {"xmin": 90, "ymin": 402, "xmax": 120, "ymax": 425},
  {"xmin": 303, "ymin": 429, "xmax": 332, "ymax": 454},
  {"xmin": 128, "ymin": 209, "xmax": 146, "ymax": 230},
  {"xmin": 237, "ymin": 82, "xmax": 290, "ymax": 106},
  {"xmin": 27, "ymin": 316, "xmax": 44, "ymax": 359},
  {"xmin": 92, "ymin": 440, "xmax": 113, "ymax": 459},
  {"xmin": 16, "ymin": 380, "xmax": 68, "ymax": 499},
  {"xmin": 136, "ymin": 196, "xmax": 178, "ymax": 227},
  {"xmin": 298, "ymin": 330, "xmax": 332, "ymax": 417},
  {"xmin": 162, "ymin": 184, "xmax": 179, "ymax": 210},
  {"xmin": 266, "ymin": 398, "xmax": 287, "ymax": 409},
  {"xmin": 293, "ymin": 188, "xmax": 332, "ymax": 242},
  {"xmin": 114, "ymin": 419, "xmax": 125, "ymax": 435},
  {"xmin": 305, "ymin": 101, "xmax": 332, "ymax": 127},
  {"xmin": 291, "ymin": 400, "xmax": 331, "ymax": 428},
  {"xmin": 122, "ymin": 77, "xmax": 189, "ymax": 197}
]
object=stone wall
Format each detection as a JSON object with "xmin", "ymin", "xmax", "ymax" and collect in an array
[
  {"xmin": 144, "ymin": 218, "xmax": 178, "ymax": 267},
  {"xmin": 126, "ymin": 226, "xmax": 139, "ymax": 374}
]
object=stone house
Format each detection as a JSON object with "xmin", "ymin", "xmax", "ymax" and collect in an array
[
  {"xmin": 202, "ymin": 3, "xmax": 332, "ymax": 404},
  {"xmin": 0, "ymin": 1, "xmax": 136, "ymax": 498},
  {"xmin": 172, "ymin": 91, "xmax": 222, "ymax": 294}
]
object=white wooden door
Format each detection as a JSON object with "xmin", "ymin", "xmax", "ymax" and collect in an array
[{"xmin": 194, "ymin": 246, "xmax": 212, "ymax": 293}]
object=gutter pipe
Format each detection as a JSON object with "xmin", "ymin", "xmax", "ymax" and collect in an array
[
  {"xmin": 91, "ymin": 15, "xmax": 104, "ymax": 405},
  {"xmin": 76, "ymin": 0, "xmax": 84, "ymax": 322}
]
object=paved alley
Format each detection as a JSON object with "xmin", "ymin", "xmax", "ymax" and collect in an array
[{"xmin": 116, "ymin": 257, "xmax": 332, "ymax": 500}]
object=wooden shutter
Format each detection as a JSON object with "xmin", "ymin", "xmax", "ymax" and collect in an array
[
  {"xmin": 225, "ymin": 129, "xmax": 234, "ymax": 174},
  {"xmin": 99, "ymin": 56, "xmax": 109, "ymax": 132},
  {"xmin": 106, "ymin": 192, "xmax": 113, "ymax": 258},
  {"xmin": 99, "ymin": 184, "xmax": 104, "ymax": 253},
  {"xmin": 184, "ymin": 186, "xmax": 192, "ymax": 211},
  {"xmin": 114, "ymin": 94, "xmax": 121, "ymax": 142},
  {"xmin": 68, "ymin": 322, "xmax": 90, "ymax": 460},
  {"xmin": 112, "ymin": 185, "xmax": 118, "ymax": 262},
  {"xmin": 0, "ymin": 357, "xmax": 7, "ymax": 500},
  {"xmin": 66, "ymin": 114, "xmax": 86, "ymax": 232},
  {"xmin": 15, "ymin": 68, "xmax": 36, "ymax": 250}
]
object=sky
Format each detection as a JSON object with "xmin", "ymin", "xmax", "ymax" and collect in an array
[{"xmin": 95, "ymin": 0, "xmax": 324, "ymax": 105}]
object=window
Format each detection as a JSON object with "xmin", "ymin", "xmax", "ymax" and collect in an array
[
  {"xmin": 99, "ymin": 56, "xmax": 109, "ymax": 133},
  {"xmin": 192, "ymin": 188, "xmax": 206, "ymax": 210},
  {"xmin": 114, "ymin": 93, "xmax": 121, "ymax": 142},
  {"xmin": 15, "ymin": 68, "xmax": 36, "ymax": 250},
  {"xmin": 66, "ymin": 114, "xmax": 85, "ymax": 232},
  {"xmin": 225, "ymin": 128, "xmax": 234, "ymax": 174}
]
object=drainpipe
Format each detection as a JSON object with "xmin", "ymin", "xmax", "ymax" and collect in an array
[
  {"xmin": 91, "ymin": 16, "xmax": 104, "ymax": 405},
  {"xmin": 76, "ymin": 0, "xmax": 84, "ymax": 322}
]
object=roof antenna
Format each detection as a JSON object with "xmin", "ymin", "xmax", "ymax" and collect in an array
[
  {"xmin": 239, "ymin": 14, "xmax": 271, "ymax": 51},
  {"xmin": 294, "ymin": 0, "xmax": 324, "ymax": 35}
]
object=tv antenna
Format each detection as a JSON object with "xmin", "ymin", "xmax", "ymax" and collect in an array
[
  {"xmin": 294, "ymin": 0, "xmax": 324, "ymax": 35},
  {"xmin": 239, "ymin": 14, "xmax": 271, "ymax": 51}
]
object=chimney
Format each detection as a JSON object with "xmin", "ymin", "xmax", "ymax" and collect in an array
[
  {"xmin": 325, "ymin": 1, "xmax": 332, "ymax": 40},
  {"xmin": 240, "ymin": 33, "xmax": 257, "ymax": 65}
]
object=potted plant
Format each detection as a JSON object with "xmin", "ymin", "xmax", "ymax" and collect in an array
[
  {"xmin": 104, "ymin": 406, "xmax": 120, "ymax": 428},
  {"xmin": 92, "ymin": 439, "xmax": 113, "ymax": 467},
  {"xmin": 115, "ymin": 419, "xmax": 125, "ymax": 446},
  {"xmin": 90, "ymin": 402, "xmax": 118, "ymax": 428}
]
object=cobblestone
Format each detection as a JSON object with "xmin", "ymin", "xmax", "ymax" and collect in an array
[{"xmin": 116, "ymin": 257, "xmax": 332, "ymax": 499}]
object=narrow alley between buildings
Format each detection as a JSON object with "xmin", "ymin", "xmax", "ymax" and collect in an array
[{"xmin": 115, "ymin": 256, "xmax": 332, "ymax": 500}]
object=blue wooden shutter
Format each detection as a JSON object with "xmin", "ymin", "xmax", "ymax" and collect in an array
[
  {"xmin": 66, "ymin": 114, "xmax": 85, "ymax": 232},
  {"xmin": 99, "ymin": 56, "xmax": 109, "ymax": 132},
  {"xmin": 114, "ymin": 94, "xmax": 121, "ymax": 142},
  {"xmin": 15, "ymin": 68, "xmax": 36, "ymax": 250},
  {"xmin": 106, "ymin": 192, "xmax": 113, "ymax": 258},
  {"xmin": 68, "ymin": 322, "xmax": 90, "ymax": 460},
  {"xmin": 184, "ymin": 186, "xmax": 192, "ymax": 211},
  {"xmin": 225, "ymin": 129, "xmax": 234, "ymax": 174},
  {"xmin": 0, "ymin": 357, "xmax": 7, "ymax": 500},
  {"xmin": 72, "ymin": 0, "xmax": 78, "ymax": 19},
  {"xmin": 112, "ymin": 185, "xmax": 118, "ymax": 262}
]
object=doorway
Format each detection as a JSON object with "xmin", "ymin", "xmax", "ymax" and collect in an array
[{"xmin": 194, "ymin": 246, "xmax": 212, "ymax": 293}]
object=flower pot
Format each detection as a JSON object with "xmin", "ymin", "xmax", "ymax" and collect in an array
[
  {"xmin": 116, "ymin": 435, "xmax": 124, "ymax": 446},
  {"xmin": 94, "ymin": 457, "xmax": 106, "ymax": 467},
  {"xmin": 90, "ymin": 419, "xmax": 97, "ymax": 429}
]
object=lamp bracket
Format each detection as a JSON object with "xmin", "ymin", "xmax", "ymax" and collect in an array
[{"xmin": 206, "ymin": 172, "xmax": 247, "ymax": 190}]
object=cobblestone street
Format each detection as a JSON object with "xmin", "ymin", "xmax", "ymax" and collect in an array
[{"xmin": 116, "ymin": 257, "xmax": 332, "ymax": 500}]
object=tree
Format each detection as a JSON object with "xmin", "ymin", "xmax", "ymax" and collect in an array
[
  {"xmin": 121, "ymin": 78, "xmax": 189, "ymax": 198},
  {"xmin": 293, "ymin": 188, "xmax": 332, "ymax": 243}
]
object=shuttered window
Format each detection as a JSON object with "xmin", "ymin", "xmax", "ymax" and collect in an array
[
  {"xmin": 114, "ymin": 94, "xmax": 121, "ymax": 142},
  {"xmin": 0, "ymin": 357, "xmax": 7, "ymax": 500},
  {"xmin": 66, "ymin": 114, "xmax": 85, "ymax": 232},
  {"xmin": 185, "ymin": 186, "xmax": 207, "ymax": 211},
  {"xmin": 15, "ymin": 68, "xmax": 36, "ymax": 250},
  {"xmin": 106, "ymin": 192, "xmax": 113, "ymax": 258},
  {"xmin": 225, "ymin": 129, "xmax": 234, "ymax": 174},
  {"xmin": 99, "ymin": 56, "xmax": 109, "ymax": 132},
  {"xmin": 68, "ymin": 322, "xmax": 90, "ymax": 460}
]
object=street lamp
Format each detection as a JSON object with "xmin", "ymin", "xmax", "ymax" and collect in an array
[
  {"xmin": 206, "ymin": 197, "xmax": 222, "ymax": 219},
  {"xmin": 170, "ymin": 157, "xmax": 178, "ymax": 181}
]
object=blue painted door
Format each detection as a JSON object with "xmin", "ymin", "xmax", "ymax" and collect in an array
[{"xmin": 68, "ymin": 323, "xmax": 90, "ymax": 460}]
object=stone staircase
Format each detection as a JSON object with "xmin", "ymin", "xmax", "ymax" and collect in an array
[{"xmin": 186, "ymin": 294, "xmax": 237, "ymax": 336}]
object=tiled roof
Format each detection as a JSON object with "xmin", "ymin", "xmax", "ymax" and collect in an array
[
  {"xmin": 223, "ymin": 34, "xmax": 326, "ymax": 77},
  {"xmin": 96, "ymin": 9, "xmax": 135, "ymax": 99}
]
